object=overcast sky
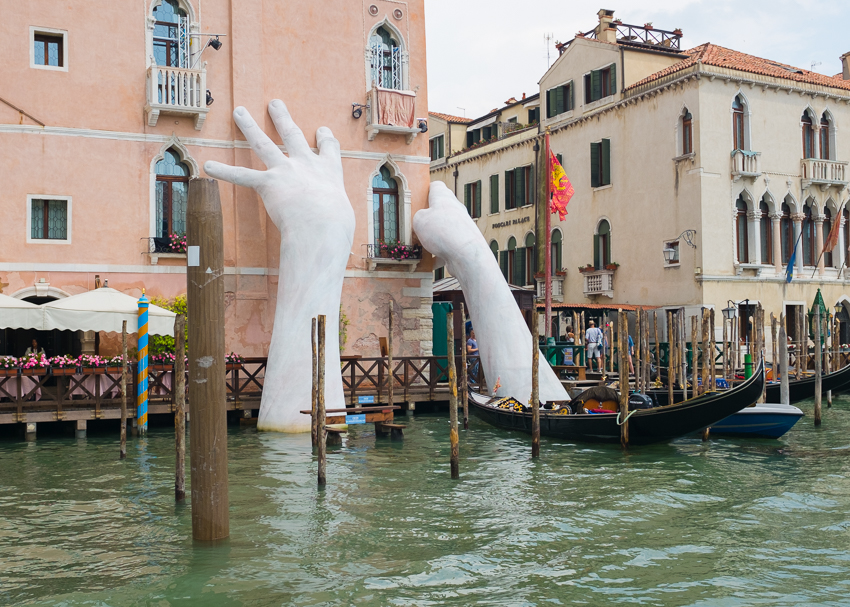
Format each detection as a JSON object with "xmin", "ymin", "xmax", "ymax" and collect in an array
[{"xmin": 425, "ymin": 0, "xmax": 850, "ymax": 119}]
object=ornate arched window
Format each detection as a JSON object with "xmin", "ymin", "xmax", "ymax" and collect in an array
[
  {"xmin": 550, "ymin": 229, "xmax": 562, "ymax": 275},
  {"xmin": 595, "ymin": 220, "xmax": 611, "ymax": 269},
  {"xmin": 369, "ymin": 26, "xmax": 402, "ymax": 90},
  {"xmin": 802, "ymin": 203, "xmax": 815, "ymax": 266},
  {"xmin": 824, "ymin": 207, "xmax": 834, "ymax": 267},
  {"xmin": 802, "ymin": 111, "xmax": 815, "ymax": 159},
  {"xmin": 735, "ymin": 197, "xmax": 749, "ymax": 263},
  {"xmin": 155, "ymin": 148, "xmax": 189, "ymax": 240},
  {"xmin": 820, "ymin": 113, "xmax": 832, "ymax": 160},
  {"xmin": 525, "ymin": 233, "xmax": 536, "ymax": 285},
  {"xmin": 152, "ymin": 0, "xmax": 189, "ymax": 68},
  {"xmin": 759, "ymin": 200, "xmax": 772, "ymax": 265},
  {"xmin": 372, "ymin": 166, "xmax": 399, "ymax": 243},
  {"xmin": 733, "ymin": 96, "xmax": 746, "ymax": 151},
  {"xmin": 781, "ymin": 202, "xmax": 794, "ymax": 264}
]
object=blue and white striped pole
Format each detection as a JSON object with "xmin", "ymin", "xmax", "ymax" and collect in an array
[{"xmin": 137, "ymin": 291, "xmax": 149, "ymax": 435}]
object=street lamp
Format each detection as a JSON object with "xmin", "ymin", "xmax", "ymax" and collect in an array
[
  {"xmin": 662, "ymin": 246, "xmax": 677, "ymax": 263},
  {"xmin": 836, "ymin": 302, "xmax": 843, "ymax": 315},
  {"xmin": 722, "ymin": 300, "xmax": 737, "ymax": 321}
]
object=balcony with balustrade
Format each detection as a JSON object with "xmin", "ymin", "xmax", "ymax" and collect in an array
[
  {"xmin": 582, "ymin": 269, "xmax": 615, "ymax": 299},
  {"xmin": 145, "ymin": 64, "xmax": 209, "ymax": 130},
  {"xmin": 535, "ymin": 274, "xmax": 565, "ymax": 302},
  {"xmin": 802, "ymin": 158, "xmax": 849, "ymax": 190},
  {"xmin": 731, "ymin": 150, "xmax": 761, "ymax": 181}
]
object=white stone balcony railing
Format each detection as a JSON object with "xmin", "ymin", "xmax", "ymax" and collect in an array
[
  {"xmin": 802, "ymin": 158, "xmax": 849, "ymax": 189},
  {"xmin": 366, "ymin": 87, "xmax": 420, "ymax": 144},
  {"xmin": 582, "ymin": 269, "xmax": 614, "ymax": 298},
  {"xmin": 145, "ymin": 65, "xmax": 209, "ymax": 130},
  {"xmin": 731, "ymin": 150, "xmax": 761, "ymax": 181},
  {"xmin": 536, "ymin": 274, "xmax": 565, "ymax": 302}
]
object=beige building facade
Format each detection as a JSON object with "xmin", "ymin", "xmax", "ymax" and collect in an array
[{"xmin": 430, "ymin": 9, "xmax": 850, "ymax": 340}]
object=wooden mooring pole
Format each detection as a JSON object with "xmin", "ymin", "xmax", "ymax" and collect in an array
[
  {"xmin": 460, "ymin": 302, "xmax": 468, "ymax": 430},
  {"xmin": 814, "ymin": 306, "xmax": 822, "ymax": 426},
  {"xmin": 311, "ymin": 318, "xmax": 318, "ymax": 447},
  {"xmin": 187, "ymin": 177, "xmax": 229, "ymax": 541},
  {"xmin": 780, "ymin": 314, "xmax": 790, "ymax": 406},
  {"xmin": 388, "ymin": 301, "xmax": 394, "ymax": 412},
  {"xmin": 317, "ymin": 315, "xmax": 327, "ymax": 486},
  {"xmin": 447, "ymin": 311, "xmax": 459, "ymax": 479},
  {"xmin": 174, "ymin": 314, "xmax": 186, "ymax": 502},
  {"xmin": 531, "ymin": 308, "xmax": 540, "ymax": 458},
  {"xmin": 667, "ymin": 310, "xmax": 675, "ymax": 405},
  {"xmin": 618, "ymin": 309, "xmax": 629, "ymax": 447},
  {"xmin": 120, "ymin": 321, "xmax": 128, "ymax": 460}
]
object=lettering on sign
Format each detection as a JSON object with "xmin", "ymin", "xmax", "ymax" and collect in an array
[
  {"xmin": 358, "ymin": 395, "xmax": 375, "ymax": 404},
  {"xmin": 345, "ymin": 414, "xmax": 367, "ymax": 425},
  {"xmin": 491, "ymin": 216, "xmax": 531, "ymax": 230}
]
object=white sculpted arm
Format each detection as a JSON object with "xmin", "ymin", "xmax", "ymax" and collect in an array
[
  {"xmin": 205, "ymin": 101, "xmax": 355, "ymax": 432},
  {"xmin": 413, "ymin": 181, "xmax": 569, "ymax": 403}
]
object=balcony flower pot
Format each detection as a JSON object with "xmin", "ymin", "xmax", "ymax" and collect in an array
[
  {"xmin": 604, "ymin": 263, "xmax": 619, "ymax": 271},
  {"xmin": 22, "ymin": 368, "xmax": 47, "ymax": 376},
  {"xmin": 226, "ymin": 363, "xmax": 243, "ymax": 371},
  {"xmin": 152, "ymin": 364, "xmax": 172, "ymax": 372},
  {"xmin": 82, "ymin": 367, "xmax": 106, "ymax": 375},
  {"xmin": 105, "ymin": 367, "xmax": 123, "ymax": 375},
  {"xmin": 0, "ymin": 368, "xmax": 18, "ymax": 377},
  {"xmin": 578, "ymin": 265, "xmax": 595, "ymax": 274},
  {"xmin": 52, "ymin": 367, "xmax": 78, "ymax": 376}
]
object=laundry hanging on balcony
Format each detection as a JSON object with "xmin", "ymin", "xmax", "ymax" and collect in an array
[{"xmin": 376, "ymin": 88, "xmax": 415, "ymax": 128}]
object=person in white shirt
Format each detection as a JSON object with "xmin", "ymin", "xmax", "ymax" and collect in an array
[
  {"xmin": 24, "ymin": 339, "xmax": 45, "ymax": 357},
  {"xmin": 585, "ymin": 321, "xmax": 604, "ymax": 372}
]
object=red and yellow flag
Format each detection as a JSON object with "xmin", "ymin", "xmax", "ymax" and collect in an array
[
  {"xmin": 549, "ymin": 150, "xmax": 573, "ymax": 221},
  {"xmin": 823, "ymin": 214, "xmax": 841, "ymax": 256}
]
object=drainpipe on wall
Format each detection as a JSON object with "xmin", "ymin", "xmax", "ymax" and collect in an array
[
  {"xmin": 452, "ymin": 167, "xmax": 459, "ymax": 197},
  {"xmin": 619, "ymin": 46, "xmax": 625, "ymax": 94}
]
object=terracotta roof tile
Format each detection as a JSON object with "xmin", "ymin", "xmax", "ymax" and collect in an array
[
  {"xmin": 428, "ymin": 111, "xmax": 473, "ymax": 124},
  {"xmin": 626, "ymin": 43, "xmax": 850, "ymax": 92}
]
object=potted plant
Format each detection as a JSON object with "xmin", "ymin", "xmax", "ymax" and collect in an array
[
  {"xmin": 150, "ymin": 353, "xmax": 175, "ymax": 371},
  {"xmin": 51, "ymin": 354, "xmax": 78, "ymax": 376},
  {"xmin": 20, "ymin": 353, "xmax": 49, "ymax": 376},
  {"xmin": 672, "ymin": 28, "xmax": 682, "ymax": 35},
  {"xmin": 0, "ymin": 356, "xmax": 18, "ymax": 377},
  {"xmin": 78, "ymin": 354, "xmax": 108, "ymax": 375},
  {"xmin": 555, "ymin": 268, "xmax": 567, "ymax": 276},
  {"xmin": 169, "ymin": 233, "xmax": 188, "ymax": 254},
  {"xmin": 604, "ymin": 262, "xmax": 620, "ymax": 271},
  {"xmin": 105, "ymin": 355, "xmax": 125, "ymax": 375},
  {"xmin": 578, "ymin": 264, "xmax": 595, "ymax": 274},
  {"xmin": 226, "ymin": 352, "xmax": 244, "ymax": 371},
  {"xmin": 644, "ymin": 22, "xmax": 653, "ymax": 29}
]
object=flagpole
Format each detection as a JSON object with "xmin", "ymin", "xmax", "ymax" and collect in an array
[{"xmin": 544, "ymin": 131, "xmax": 552, "ymax": 341}]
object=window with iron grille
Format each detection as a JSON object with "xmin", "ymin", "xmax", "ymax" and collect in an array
[
  {"xmin": 156, "ymin": 149, "xmax": 189, "ymax": 240},
  {"xmin": 369, "ymin": 26, "xmax": 402, "ymax": 90},
  {"xmin": 30, "ymin": 199, "xmax": 68, "ymax": 240},
  {"xmin": 33, "ymin": 33, "xmax": 63, "ymax": 67}
]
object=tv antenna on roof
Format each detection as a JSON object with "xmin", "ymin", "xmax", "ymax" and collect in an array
[
  {"xmin": 811, "ymin": 61, "xmax": 822, "ymax": 72},
  {"xmin": 544, "ymin": 32, "xmax": 554, "ymax": 67},
  {"xmin": 457, "ymin": 107, "xmax": 466, "ymax": 118}
]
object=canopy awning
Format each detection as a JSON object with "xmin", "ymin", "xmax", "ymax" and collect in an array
[
  {"xmin": 0, "ymin": 293, "xmax": 43, "ymax": 329},
  {"xmin": 41, "ymin": 288, "xmax": 176, "ymax": 336}
]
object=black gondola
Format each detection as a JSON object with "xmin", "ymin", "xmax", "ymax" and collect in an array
[
  {"xmin": 648, "ymin": 362, "xmax": 850, "ymax": 407},
  {"xmin": 468, "ymin": 360, "xmax": 765, "ymax": 445}
]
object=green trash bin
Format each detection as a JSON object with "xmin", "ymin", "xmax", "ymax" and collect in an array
[{"xmin": 744, "ymin": 353, "xmax": 753, "ymax": 379}]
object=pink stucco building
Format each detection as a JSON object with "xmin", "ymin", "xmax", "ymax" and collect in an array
[{"xmin": 0, "ymin": 0, "xmax": 433, "ymax": 358}]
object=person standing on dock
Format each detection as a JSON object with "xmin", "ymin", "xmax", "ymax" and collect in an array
[
  {"xmin": 586, "ymin": 321, "xmax": 604, "ymax": 372},
  {"xmin": 466, "ymin": 329, "xmax": 480, "ymax": 379}
]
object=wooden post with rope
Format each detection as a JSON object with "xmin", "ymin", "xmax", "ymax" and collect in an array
[
  {"xmin": 667, "ymin": 310, "xmax": 675, "ymax": 405},
  {"xmin": 618, "ymin": 309, "xmax": 629, "ymax": 447},
  {"xmin": 120, "ymin": 321, "xmax": 128, "ymax": 460},
  {"xmin": 709, "ymin": 307, "xmax": 716, "ymax": 392},
  {"xmin": 780, "ymin": 314, "xmax": 790, "ymax": 406},
  {"xmin": 311, "ymin": 317, "xmax": 317, "ymax": 447},
  {"xmin": 460, "ymin": 302, "xmax": 468, "ymax": 429},
  {"xmin": 317, "ymin": 315, "xmax": 327, "ymax": 486},
  {"xmin": 174, "ymin": 314, "xmax": 186, "ymax": 502},
  {"xmin": 388, "ymin": 300, "xmax": 394, "ymax": 412},
  {"xmin": 635, "ymin": 308, "xmax": 642, "ymax": 392},
  {"xmin": 531, "ymin": 308, "xmax": 540, "ymax": 458},
  {"xmin": 654, "ymin": 311, "xmax": 661, "ymax": 389},
  {"xmin": 447, "ymin": 311, "xmax": 459, "ymax": 479}
]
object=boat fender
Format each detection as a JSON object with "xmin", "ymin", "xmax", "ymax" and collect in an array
[
  {"xmin": 628, "ymin": 393, "xmax": 655, "ymax": 410},
  {"xmin": 616, "ymin": 409, "xmax": 637, "ymax": 425}
]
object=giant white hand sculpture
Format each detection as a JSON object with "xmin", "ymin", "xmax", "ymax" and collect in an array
[
  {"xmin": 414, "ymin": 181, "xmax": 569, "ymax": 404},
  {"xmin": 205, "ymin": 101, "xmax": 355, "ymax": 432}
]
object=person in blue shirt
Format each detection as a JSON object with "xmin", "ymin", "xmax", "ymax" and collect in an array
[{"xmin": 466, "ymin": 329, "xmax": 479, "ymax": 379}]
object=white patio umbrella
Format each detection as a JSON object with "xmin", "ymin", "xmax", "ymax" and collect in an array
[
  {"xmin": 41, "ymin": 287, "xmax": 176, "ymax": 336},
  {"xmin": 0, "ymin": 292, "xmax": 44, "ymax": 329}
]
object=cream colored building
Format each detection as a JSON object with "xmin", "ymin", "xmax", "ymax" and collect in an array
[{"xmin": 431, "ymin": 9, "xmax": 850, "ymax": 341}]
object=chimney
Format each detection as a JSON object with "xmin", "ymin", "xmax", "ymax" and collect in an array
[
  {"xmin": 597, "ymin": 8, "xmax": 617, "ymax": 44},
  {"xmin": 842, "ymin": 52, "xmax": 850, "ymax": 80},
  {"xmin": 522, "ymin": 92, "xmax": 526, "ymax": 100}
]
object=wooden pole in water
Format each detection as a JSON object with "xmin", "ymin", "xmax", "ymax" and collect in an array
[
  {"xmin": 691, "ymin": 316, "xmax": 698, "ymax": 396},
  {"xmin": 681, "ymin": 313, "xmax": 688, "ymax": 401},
  {"xmin": 814, "ymin": 306, "xmax": 822, "ymax": 426},
  {"xmin": 460, "ymin": 302, "xmax": 468, "ymax": 429},
  {"xmin": 667, "ymin": 310, "xmax": 675, "ymax": 405},
  {"xmin": 174, "ymin": 314, "xmax": 186, "ymax": 502},
  {"xmin": 635, "ymin": 308, "xmax": 642, "ymax": 392},
  {"xmin": 618, "ymin": 309, "xmax": 629, "ymax": 446},
  {"xmin": 709, "ymin": 308, "xmax": 716, "ymax": 392},
  {"xmin": 388, "ymin": 300, "xmax": 394, "ymax": 413},
  {"xmin": 120, "ymin": 321, "xmax": 128, "ymax": 459},
  {"xmin": 795, "ymin": 307, "xmax": 803, "ymax": 380},
  {"xmin": 701, "ymin": 309, "xmax": 709, "ymax": 395},
  {"xmin": 722, "ymin": 313, "xmax": 728, "ymax": 384},
  {"xmin": 311, "ymin": 318, "xmax": 317, "ymax": 447},
  {"xmin": 771, "ymin": 313, "xmax": 778, "ymax": 387},
  {"xmin": 531, "ymin": 308, "xmax": 540, "ymax": 458},
  {"xmin": 317, "ymin": 315, "xmax": 327, "ymax": 486},
  {"xmin": 187, "ymin": 177, "xmax": 228, "ymax": 541},
  {"xmin": 654, "ymin": 311, "xmax": 660, "ymax": 388},
  {"xmin": 780, "ymin": 314, "xmax": 790, "ymax": 406},
  {"xmin": 447, "ymin": 311, "xmax": 459, "ymax": 478}
]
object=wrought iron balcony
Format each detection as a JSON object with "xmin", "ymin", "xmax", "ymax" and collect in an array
[
  {"xmin": 365, "ymin": 243, "xmax": 422, "ymax": 272},
  {"xmin": 582, "ymin": 269, "xmax": 615, "ymax": 299},
  {"xmin": 145, "ymin": 65, "xmax": 209, "ymax": 130},
  {"xmin": 731, "ymin": 150, "xmax": 761, "ymax": 181},
  {"xmin": 802, "ymin": 158, "xmax": 849, "ymax": 190},
  {"xmin": 142, "ymin": 237, "xmax": 186, "ymax": 265},
  {"xmin": 563, "ymin": 22, "xmax": 683, "ymax": 54}
]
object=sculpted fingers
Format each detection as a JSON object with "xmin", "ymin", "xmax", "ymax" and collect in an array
[
  {"xmin": 268, "ymin": 100, "xmax": 312, "ymax": 158},
  {"xmin": 204, "ymin": 161, "xmax": 267, "ymax": 189},
  {"xmin": 316, "ymin": 126, "xmax": 342, "ymax": 166},
  {"xmin": 232, "ymin": 107, "xmax": 285, "ymax": 169}
]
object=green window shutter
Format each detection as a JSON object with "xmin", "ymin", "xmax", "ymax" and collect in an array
[
  {"xmin": 528, "ymin": 166, "xmax": 535, "ymax": 207},
  {"xmin": 515, "ymin": 247, "xmax": 526, "ymax": 286},
  {"xmin": 515, "ymin": 167, "xmax": 525, "ymax": 207},
  {"xmin": 466, "ymin": 132, "xmax": 473, "ymax": 148},
  {"xmin": 439, "ymin": 136, "xmax": 444, "ymax": 158},
  {"xmin": 499, "ymin": 251, "xmax": 509, "ymax": 280},
  {"xmin": 568, "ymin": 82, "xmax": 574, "ymax": 111},
  {"xmin": 593, "ymin": 234, "xmax": 601, "ymax": 269},
  {"xmin": 556, "ymin": 153, "xmax": 563, "ymax": 166},
  {"xmin": 555, "ymin": 86, "xmax": 564, "ymax": 115},
  {"xmin": 591, "ymin": 69, "xmax": 601, "ymax": 102},
  {"xmin": 504, "ymin": 170, "xmax": 511, "ymax": 208},
  {"xmin": 546, "ymin": 89, "xmax": 553, "ymax": 118},
  {"xmin": 590, "ymin": 142, "xmax": 601, "ymax": 188},
  {"xmin": 490, "ymin": 174, "xmax": 499, "ymax": 214},
  {"xmin": 464, "ymin": 183, "xmax": 471, "ymax": 215},
  {"xmin": 609, "ymin": 63, "xmax": 617, "ymax": 95},
  {"xmin": 601, "ymin": 138, "xmax": 611, "ymax": 185},
  {"xmin": 474, "ymin": 180, "xmax": 482, "ymax": 217}
]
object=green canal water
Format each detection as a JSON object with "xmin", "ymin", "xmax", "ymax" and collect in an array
[{"xmin": 2, "ymin": 399, "xmax": 850, "ymax": 606}]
